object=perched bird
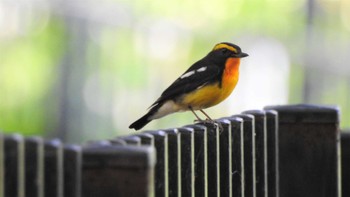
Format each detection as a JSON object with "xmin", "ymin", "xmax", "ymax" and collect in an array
[{"xmin": 129, "ymin": 42, "xmax": 248, "ymax": 130}]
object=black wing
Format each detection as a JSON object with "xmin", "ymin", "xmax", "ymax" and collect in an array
[{"xmin": 152, "ymin": 59, "xmax": 222, "ymax": 105}]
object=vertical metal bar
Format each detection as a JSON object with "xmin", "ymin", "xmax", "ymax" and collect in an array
[
  {"xmin": 64, "ymin": 145, "xmax": 82, "ymax": 197},
  {"xmin": 265, "ymin": 104, "xmax": 341, "ymax": 197},
  {"xmin": 0, "ymin": 132, "xmax": 4, "ymax": 197},
  {"xmin": 136, "ymin": 133, "xmax": 154, "ymax": 146},
  {"xmin": 136, "ymin": 133, "xmax": 155, "ymax": 195},
  {"xmin": 44, "ymin": 139, "xmax": 64, "ymax": 197},
  {"xmin": 25, "ymin": 137, "xmax": 44, "ymax": 197},
  {"xmin": 186, "ymin": 124, "xmax": 207, "ymax": 197},
  {"xmin": 216, "ymin": 118, "xmax": 232, "ymax": 197},
  {"xmin": 201, "ymin": 123, "xmax": 220, "ymax": 197},
  {"xmin": 341, "ymin": 132, "xmax": 350, "ymax": 197},
  {"xmin": 243, "ymin": 110, "xmax": 268, "ymax": 197},
  {"xmin": 178, "ymin": 127, "xmax": 195, "ymax": 197},
  {"xmin": 144, "ymin": 131, "xmax": 168, "ymax": 197},
  {"xmin": 82, "ymin": 144, "xmax": 156, "ymax": 197},
  {"xmin": 4, "ymin": 134, "xmax": 25, "ymax": 197},
  {"xmin": 164, "ymin": 129, "xmax": 180, "ymax": 197},
  {"xmin": 233, "ymin": 114, "xmax": 256, "ymax": 197},
  {"xmin": 227, "ymin": 117, "xmax": 244, "ymax": 197},
  {"xmin": 265, "ymin": 110, "xmax": 279, "ymax": 197}
]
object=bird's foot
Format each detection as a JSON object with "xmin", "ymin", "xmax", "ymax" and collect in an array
[
  {"xmin": 194, "ymin": 119, "xmax": 223, "ymax": 131},
  {"xmin": 194, "ymin": 118, "xmax": 214, "ymax": 124}
]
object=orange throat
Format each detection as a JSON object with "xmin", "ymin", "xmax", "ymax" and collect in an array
[{"xmin": 222, "ymin": 58, "xmax": 240, "ymax": 89}]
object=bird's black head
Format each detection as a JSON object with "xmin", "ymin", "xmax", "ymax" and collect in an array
[{"xmin": 210, "ymin": 42, "xmax": 248, "ymax": 59}]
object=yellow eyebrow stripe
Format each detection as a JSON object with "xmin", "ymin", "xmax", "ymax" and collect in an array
[{"xmin": 213, "ymin": 43, "xmax": 237, "ymax": 53}]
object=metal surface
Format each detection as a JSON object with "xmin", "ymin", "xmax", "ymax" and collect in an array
[
  {"xmin": 64, "ymin": 145, "xmax": 82, "ymax": 197},
  {"xmin": 243, "ymin": 110, "xmax": 268, "ymax": 197},
  {"xmin": 341, "ymin": 131, "xmax": 350, "ymax": 197},
  {"xmin": 265, "ymin": 104, "xmax": 340, "ymax": 197},
  {"xmin": 144, "ymin": 130, "xmax": 168, "ymax": 197},
  {"xmin": 25, "ymin": 137, "xmax": 44, "ymax": 197},
  {"xmin": 44, "ymin": 139, "xmax": 64, "ymax": 197},
  {"xmin": 265, "ymin": 110, "xmax": 279, "ymax": 197},
  {"xmin": 82, "ymin": 144, "xmax": 155, "ymax": 197},
  {"xmin": 0, "ymin": 104, "xmax": 346, "ymax": 197},
  {"xmin": 233, "ymin": 114, "xmax": 256, "ymax": 197},
  {"xmin": 4, "ymin": 134, "xmax": 25, "ymax": 197}
]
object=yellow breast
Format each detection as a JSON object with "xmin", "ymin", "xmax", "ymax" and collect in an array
[{"xmin": 180, "ymin": 58, "xmax": 240, "ymax": 110}]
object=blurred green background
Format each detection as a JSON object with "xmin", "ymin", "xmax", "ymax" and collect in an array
[{"xmin": 0, "ymin": 0, "xmax": 349, "ymax": 143}]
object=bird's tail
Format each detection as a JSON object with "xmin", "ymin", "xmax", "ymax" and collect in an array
[
  {"xmin": 129, "ymin": 113, "xmax": 152, "ymax": 130},
  {"xmin": 129, "ymin": 103, "xmax": 160, "ymax": 130}
]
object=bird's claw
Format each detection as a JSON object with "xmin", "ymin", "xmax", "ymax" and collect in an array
[
  {"xmin": 194, "ymin": 119, "xmax": 213, "ymax": 124},
  {"xmin": 193, "ymin": 119, "xmax": 224, "ymax": 131}
]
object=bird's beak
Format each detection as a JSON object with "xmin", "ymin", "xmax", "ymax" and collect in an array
[{"xmin": 232, "ymin": 52, "xmax": 248, "ymax": 58}]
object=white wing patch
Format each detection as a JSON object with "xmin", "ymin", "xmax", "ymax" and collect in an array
[
  {"xmin": 180, "ymin": 70, "xmax": 195, "ymax": 79},
  {"xmin": 180, "ymin": 66, "xmax": 208, "ymax": 79},
  {"xmin": 196, "ymin": 67, "xmax": 207, "ymax": 72}
]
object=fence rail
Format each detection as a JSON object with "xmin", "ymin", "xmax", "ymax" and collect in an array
[{"xmin": 0, "ymin": 104, "xmax": 348, "ymax": 197}]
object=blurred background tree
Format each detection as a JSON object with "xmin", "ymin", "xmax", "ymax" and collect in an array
[{"xmin": 0, "ymin": 0, "xmax": 349, "ymax": 143}]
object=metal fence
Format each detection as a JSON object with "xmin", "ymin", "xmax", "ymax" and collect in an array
[{"xmin": 0, "ymin": 104, "xmax": 348, "ymax": 197}]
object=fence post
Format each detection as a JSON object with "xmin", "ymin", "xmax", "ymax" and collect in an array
[
  {"xmin": 64, "ymin": 144, "xmax": 82, "ymax": 197},
  {"xmin": 25, "ymin": 137, "xmax": 44, "ymax": 197},
  {"xmin": 243, "ymin": 110, "xmax": 267, "ymax": 197},
  {"xmin": 44, "ymin": 139, "xmax": 64, "ymax": 197},
  {"xmin": 164, "ymin": 129, "xmax": 180, "ymax": 197},
  {"xmin": 243, "ymin": 110, "xmax": 268, "ymax": 197},
  {"xmin": 265, "ymin": 104, "xmax": 341, "ymax": 197},
  {"xmin": 216, "ymin": 119, "xmax": 232, "ymax": 197},
  {"xmin": 341, "ymin": 131, "xmax": 350, "ymax": 197},
  {"xmin": 218, "ymin": 117, "xmax": 244, "ymax": 197},
  {"xmin": 136, "ymin": 133, "xmax": 154, "ymax": 146},
  {"xmin": 265, "ymin": 110, "xmax": 279, "ymax": 197},
  {"xmin": 186, "ymin": 124, "xmax": 206, "ymax": 197},
  {"xmin": 4, "ymin": 134, "xmax": 25, "ymax": 197},
  {"xmin": 82, "ymin": 144, "xmax": 156, "ymax": 197},
  {"xmin": 201, "ymin": 123, "xmax": 220, "ymax": 197},
  {"xmin": 0, "ymin": 132, "xmax": 4, "ymax": 197},
  {"xmin": 144, "ymin": 131, "xmax": 168, "ymax": 197},
  {"xmin": 178, "ymin": 127, "xmax": 195, "ymax": 197},
  {"xmin": 233, "ymin": 114, "xmax": 256, "ymax": 197},
  {"xmin": 230, "ymin": 117, "xmax": 245, "ymax": 197}
]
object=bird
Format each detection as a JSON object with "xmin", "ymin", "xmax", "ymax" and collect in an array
[{"xmin": 129, "ymin": 42, "xmax": 248, "ymax": 130}]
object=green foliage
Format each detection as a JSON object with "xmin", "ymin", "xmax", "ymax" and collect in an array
[
  {"xmin": 0, "ymin": 0, "xmax": 349, "ymax": 141},
  {"xmin": 0, "ymin": 18, "xmax": 65, "ymax": 135}
]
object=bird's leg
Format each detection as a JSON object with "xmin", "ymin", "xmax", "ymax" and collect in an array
[
  {"xmin": 190, "ymin": 108, "xmax": 223, "ymax": 131},
  {"xmin": 199, "ymin": 109, "xmax": 223, "ymax": 131},
  {"xmin": 199, "ymin": 109, "xmax": 213, "ymax": 121},
  {"xmin": 199, "ymin": 109, "xmax": 215, "ymax": 124},
  {"xmin": 189, "ymin": 106, "xmax": 203, "ymax": 122}
]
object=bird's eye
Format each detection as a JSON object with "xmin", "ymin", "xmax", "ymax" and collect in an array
[{"xmin": 222, "ymin": 48, "xmax": 228, "ymax": 54}]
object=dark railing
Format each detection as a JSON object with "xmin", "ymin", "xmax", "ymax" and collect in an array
[{"xmin": 0, "ymin": 104, "xmax": 349, "ymax": 197}]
